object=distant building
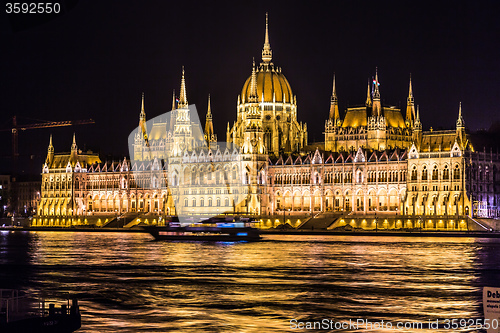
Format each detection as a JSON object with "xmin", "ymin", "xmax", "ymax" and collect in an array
[
  {"xmin": 16, "ymin": 176, "xmax": 41, "ymax": 216},
  {"xmin": 0, "ymin": 175, "xmax": 10, "ymax": 217},
  {"xmin": 33, "ymin": 15, "xmax": 500, "ymax": 228}
]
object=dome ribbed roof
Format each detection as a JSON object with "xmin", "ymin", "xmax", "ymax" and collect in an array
[{"xmin": 241, "ymin": 65, "xmax": 293, "ymax": 104}]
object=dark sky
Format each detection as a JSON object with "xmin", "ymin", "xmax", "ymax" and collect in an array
[{"xmin": 1, "ymin": 1, "xmax": 500, "ymax": 175}]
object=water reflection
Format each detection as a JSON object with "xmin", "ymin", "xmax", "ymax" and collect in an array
[{"xmin": 1, "ymin": 232, "xmax": 499, "ymax": 332}]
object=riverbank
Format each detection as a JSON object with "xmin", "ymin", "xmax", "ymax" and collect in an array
[{"xmin": 3, "ymin": 226, "xmax": 500, "ymax": 238}]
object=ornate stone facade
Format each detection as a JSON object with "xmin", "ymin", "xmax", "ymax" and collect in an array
[{"xmin": 33, "ymin": 15, "xmax": 500, "ymax": 228}]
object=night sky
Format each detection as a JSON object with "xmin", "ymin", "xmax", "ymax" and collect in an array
[{"xmin": 1, "ymin": 1, "xmax": 500, "ymax": 175}]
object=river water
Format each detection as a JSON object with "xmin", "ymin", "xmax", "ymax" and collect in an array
[{"xmin": 1, "ymin": 231, "xmax": 499, "ymax": 332}]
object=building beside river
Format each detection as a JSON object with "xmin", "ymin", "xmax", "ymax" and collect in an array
[{"xmin": 33, "ymin": 16, "xmax": 500, "ymax": 228}]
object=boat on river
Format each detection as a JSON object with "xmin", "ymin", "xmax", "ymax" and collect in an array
[
  {"xmin": 0, "ymin": 289, "xmax": 81, "ymax": 333},
  {"xmin": 143, "ymin": 216, "xmax": 262, "ymax": 242}
]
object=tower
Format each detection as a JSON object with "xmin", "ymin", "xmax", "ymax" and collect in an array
[
  {"xmin": 456, "ymin": 102, "xmax": 466, "ymax": 149},
  {"xmin": 204, "ymin": 94, "xmax": 217, "ymax": 148},
  {"xmin": 413, "ymin": 105, "xmax": 423, "ymax": 149},
  {"xmin": 329, "ymin": 74, "xmax": 340, "ymax": 125},
  {"xmin": 367, "ymin": 68, "xmax": 387, "ymax": 150},
  {"xmin": 372, "ymin": 68, "xmax": 382, "ymax": 117},
  {"xmin": 242, "ymin": 60, "xmax": 265, "ymax": 155},
  {"xmin": 171, "ymin": 68, "xmax": 194, "ymax": 156},
  {"xmin": 133, "ymin": 93, "xmax": 148, "ymax": 161},
  {"xmin": 406, "ymin": 76, "xmax": 415, "ymax": 127},
  {"xmin": 325, "ymin": 74, "xmax": 340, "ymax": 151},
  {"xmin": 70, "ymin": 133, "xmax": 77, "ymax": 158},
  {"xmin": 46, "ymin": 134, "xmax": 54, "ymax": 166}
]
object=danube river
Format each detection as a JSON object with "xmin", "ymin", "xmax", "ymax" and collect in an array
[{"xmin": 1, "ymin": 231, "xmax": 499, "ymax": 332}]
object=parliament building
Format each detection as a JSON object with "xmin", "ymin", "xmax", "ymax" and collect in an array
[{"xmin": 33, "ymin": 16, "xmax": 500, "ymax": 229}]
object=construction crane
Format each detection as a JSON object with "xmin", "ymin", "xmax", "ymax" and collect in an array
[
  {"xmin": 0, "ymin": 116, "xmax": 95, "ymax": 216},
  {"xmin": 0, "ymin": 116, "xmax": 95, "ymax": 166}
]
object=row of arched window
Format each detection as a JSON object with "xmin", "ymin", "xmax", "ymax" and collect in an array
[
  {"xmin": 183, "ymin": 197, "xmax": 231, "ymax": 207},
  {"xmin": 410, "ymin": 164, "xmax": 461, "ymax": 182}
]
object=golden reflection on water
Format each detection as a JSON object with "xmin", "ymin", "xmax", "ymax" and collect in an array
[{"xmin": 3, "ymin": 232, "xmax": 498, "ymax": 332}]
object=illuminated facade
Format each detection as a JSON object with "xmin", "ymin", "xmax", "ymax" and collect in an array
[{"xmin": 34, "ymin": 15, "xmax": 500, "ymax": 228}]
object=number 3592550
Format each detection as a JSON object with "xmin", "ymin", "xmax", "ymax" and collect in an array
[{"xmin": 6, "ymin": 3, "xmax": 61, "ymax": 14}]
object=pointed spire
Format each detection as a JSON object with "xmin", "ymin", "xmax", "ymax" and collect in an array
[
  {"xmin": 371, "ymin": 68, "xmax": 382, "ymax": 117},
  {"xmin": 140, "ymin": 92, "xmax": 146, "ymax": 120},
  {"xmin": 249, "ymin": 58, "xmax": 258, "ymax": 102},
  {"xmin": 414, "ymin": 105, "xmax": 421, "ymax": 128},
  {"xmin": 261, "ymin": 13, "xmax": 273, "ymax": 63},
  {"xmin": 373, "ymin": 67, "xmax": 380, "ymax": 99},
  {"xmin": 171, "ymin": 89, "xmax": 176, "ymax": 110},
  {"xmin": 365, "ymin": 80, "xmax": 372, "ymax": 107},
  {"xmin": 46, "ymin": 134, "xmax": 54, "ymax": 165},
  {"xmin": 456, "ymin": 101, "xmax": 464, "ymax": 128},
  {"xmin": 329, "ymin": 73, "xmax": 339, "ymax": 122},
  {"xmin": 207, "ymin": 94, "xmax": 212, "ymax": 118},
  {"xmin": 137, "ymin": 93, "xmax": 148, "ymax": 141},
  {"xmin": 178, "ymin": 67, "xmax": 188, "ymax": 108},
  {"xmin": 204, "ymin": 94, "xmax": 215, "ymax": 143},
  {"xmin": 71, "ymin": 133, "xmax": 77, "ymax": 152},
  {"xmin": 406, "ymin": 75, "xmax": 415, "ymax": 126}
]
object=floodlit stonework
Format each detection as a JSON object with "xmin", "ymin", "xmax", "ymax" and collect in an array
[{"xmin": 33, "ymin": 15, "xmax": 500, "ymax": 228}]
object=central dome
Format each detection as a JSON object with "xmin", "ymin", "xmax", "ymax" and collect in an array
[{"xmin": 241, "ymin": 65, "xmax": 293, "ymax": 104}]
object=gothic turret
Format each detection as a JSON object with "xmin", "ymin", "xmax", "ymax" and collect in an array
[
  {"xmin": 45, "ymin": 134, "xmax": 54, "ymax": 166},
  {"xmin": 70, "ymin": 133, "xmax": 78, "ymax": 165},
  {"xmin": 413, "ymin": 105, "xmax": 423, "ymax": 149},
  {"xmin": 261, "ymin": 13, "xmax": 272, "ymax": 64},
  {"xmin": 456, "ymin": 102, "xmax": 466, "ymax": 149},
  {"xmin": 178, "ymin": 67, "xmax": 188, "ymax": 109},
  {"xmin": 372, "ymin": 68, "xmax": 382, "ymax": 117},
  {"xmin": 329, "ymin": 74, "xmax": 340, "ymax": 125},
  {"xmin": 204, "ymin": 94, "xmax": 217, "ymax": 146},
  {"xmin": 172, "ymin": 68, "xmax": 194, "ymax": 156},
  {"xmin": 365, "ymin": 80, "xmax": 372, "ymax": 108},
  {"xmin": 406, "ymin": 76, "xmax": 415, "ymax": 127}
]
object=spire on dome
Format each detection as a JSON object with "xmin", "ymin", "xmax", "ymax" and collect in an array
[
  {"xmin": 249, "ymin": 58, "xmax": 258, "ymax": 102},
  {"xmin": 406, "ymin": 75, "xmax": 415, "ymax": 126},
  {"xmin": 178, "ymin": 67, "xmax": 188, "ymax": 108},
  {"xmin": 261, "ymin": 13, "xmax": 272, "ymax": 63}
]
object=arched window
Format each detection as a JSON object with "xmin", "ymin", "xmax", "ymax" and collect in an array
[
  {"xmin": 192, "ymin": 198, "xmax": 196, "ymax": 207},
  {"xmin": 225, "ymin": 197, "xmax": 229, "ymax": 206},
  {"xmin": 422, "ymin": 166, "xmax": 428, "ymax": 181},
  {"xmin": 184, "ymin": 198, "xmax": 188, "ymax": 207},
  {"xmin": 443, "ymin": 165, "xmax": 450, "ymax": 180},
  {"xmin": 216, "ymin": 198, "xmax": 221, "ymax": 206},
  {"xmin": 432, "ymin": 165, "xmax": 438, "ymax": 180},
  {"xmin": 200, "ymin": 198, "xmax": 204, "ymax": 207},
  {"xmin": 208, "ymin": 198, "xmax": 212, "ymax": 207},
  {"xmin": 453, "ymin": 164, "xmax": 460, "ymax": 180}
]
